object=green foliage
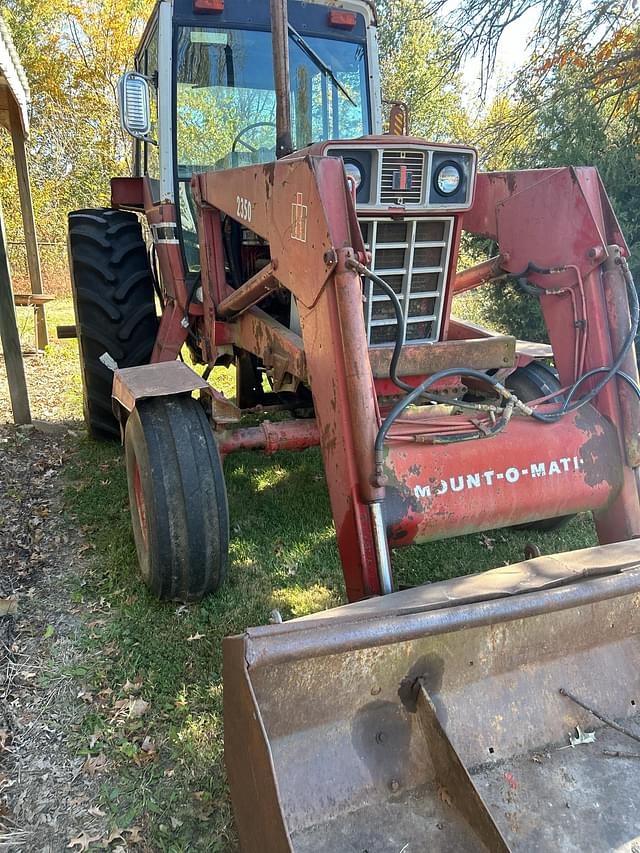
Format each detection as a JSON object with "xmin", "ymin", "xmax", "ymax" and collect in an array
[
  {"xmin": 377, "ymin": 0, "xmax": 471, "ymax": 141},
  {"xmin": 459, "ymin": 35, "xmax": 640, "ymax": 341},
  {"xmin": 0, "ymin": 0, "xmax": 153, "ymax": 242},
  {"xmin": 454, "ymin": 280, "xmax": 549, "ymax": 341},
  {"xmin": 516, "ymin": 58, "xmax": 640, "ymax": 280}
]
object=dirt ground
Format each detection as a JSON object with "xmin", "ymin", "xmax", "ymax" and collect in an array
[
  {"xmin": 0, "ymin": 423, "xmax": 130, "ymax": 851},
  {"xmin": 0, "ymin": 344, "xmax": 146, "ymax": 851}
]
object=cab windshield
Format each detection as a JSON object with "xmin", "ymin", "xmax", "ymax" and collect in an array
[{"xmin": 175, "ymin": 25, "xmax": 370, "ymax": 178}]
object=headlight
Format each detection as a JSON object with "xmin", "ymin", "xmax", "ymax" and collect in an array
[
  {"xmin": 434, "ymin": 162, "xmax": 462, "ymax": 196},
  {"xmin": 344, "ymin": 161, "xmax": 363, "ymax": 189}
]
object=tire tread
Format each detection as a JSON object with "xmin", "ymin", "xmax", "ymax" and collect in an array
[{"xmin": 68, "ymin": 208, "xmax": 158, "ymax": 439}]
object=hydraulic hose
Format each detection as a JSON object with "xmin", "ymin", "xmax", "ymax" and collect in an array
[
  {"xmin": 373, "ymin": 366, "xmax": 528, "ymax": 482},
  {"xmin": 183, "ymin": 273, "xmax": 201, "ymax": 327},
  {"xmin": 347, "ymin": 259, "xmax": 503, "ymax": 414},
  {"xmin": 530, "ymin": 254, "xmax": 639, "ymax": 423},
  {"xmin": 348, "ymin": 252, "xmax": 640, "ymax": 481},
  {"xmin": 563, "ymin": 367, "xmax": 640, "ymax": 404}
]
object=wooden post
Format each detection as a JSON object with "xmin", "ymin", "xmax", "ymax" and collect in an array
[
  {"xmin": 0, "ymin": 196, "xmax": 31, "ymax": 424},
  {"xmin": 8, "ymin": 98, "xmax": 48, "ymax": 350}
]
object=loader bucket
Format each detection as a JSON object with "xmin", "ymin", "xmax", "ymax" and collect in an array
[{"xmin": 224, "ymin": 541, "xmax": 640, "ymax": 852}]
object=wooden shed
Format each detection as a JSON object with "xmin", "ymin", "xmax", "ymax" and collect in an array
[{"xmin": 0, "ymin": 15, "xmax": 47, "ymax": 424}]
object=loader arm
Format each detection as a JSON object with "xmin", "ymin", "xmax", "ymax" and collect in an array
[
  {"xmin": 191, "ymin": 154, "xmax": 640, "ymax": 601},
  {"xmin": 193, "ymin": 155, "xmax": 386, "ymax": 599}
]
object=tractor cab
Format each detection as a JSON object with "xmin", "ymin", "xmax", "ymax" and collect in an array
[
  {"xmin": 120, "ymin": 0, "xmax": 477, "ymax": 355},
  {"xmin": 124, "ymin": 0, "xmax": 380, "ymax": 270}
]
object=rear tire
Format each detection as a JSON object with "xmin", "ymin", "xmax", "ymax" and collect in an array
[
  {"xmin": 68, "ymin": 208, "xmax": 158, "ymax": 439},
  {"xmin": 507, "ymin": 363, "xmax": 572, "ymax": 533},
  {"xmin": 124, "ymin": 395, "xmax": 229, "ymax": 601}
]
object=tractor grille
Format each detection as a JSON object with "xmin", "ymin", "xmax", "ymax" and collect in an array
[
  {"xmin": 360, "ymin": 217, "xmax": 454, "ymax": 347},
  {"xmin": 379, "ymin": 150, "xmax": 425, "ymax": 205}
]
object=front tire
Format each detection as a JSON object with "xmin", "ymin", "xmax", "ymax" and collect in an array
[{"xmin": 124, "ymin": 395, "xmax": 229, "ymax": 601}]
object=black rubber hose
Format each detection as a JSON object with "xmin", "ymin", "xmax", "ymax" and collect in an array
[
  {"xmin": 564, "ymin": 367, "xmax": 640, "ymax": 403},
  {"xmin": 374, "ymin": 367, "xmax": 523, "ymax": 473},
  {"xmin": 183, "ymin": 274, "xmax": 201, "ymax": 326},
  {"xmin": 353, "ymin": 261, "xmax": 502, "ymax": 412}
]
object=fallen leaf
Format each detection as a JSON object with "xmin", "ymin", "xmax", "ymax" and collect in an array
[
  {"xmin": 124, "ymin": 826, "xmax": 143, "ymax": 843},
  {"xmin": 67, "ymin": 832, "xmax": 101, "ymax": 851},
  {"xmin": 437, "ymin": 784, "xmax": 452, "ymax": 806},
  {"xmin": 122, "ymin": 678, "xmax": 142, "ymax": 693},
  {"xmin": 0, "ymin": 597, "xmax": 17, "ymax": 616},
  {"xmin": 187, "ymin": 632, "xmax": 205, "ymax": 642},
  {"xmin": 83, "ymin": 753, "xmax": 108, "ymax": 775},
  {"xmin": 77, "ymin": 690, "xmax": 94, "ymax": 704},
  {"xmin": 128, "ymin": 698, "xmax": 149, "ymax": 718},
  {"xmin": 479, "ymin": 535, "xmax": 495, "ymax": 551},
  {"xmin": 87, "ymin": 806, "xmax": 106, "ymax": 818},
  {"xmin": 104, "ymin": 828, "xmax": 125, "ymax": 845},
  {"xmin": 140, "ymin": 736, "xmax": 156, "ymax": 753}
]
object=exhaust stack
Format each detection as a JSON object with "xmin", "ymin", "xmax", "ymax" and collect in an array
[{"xmin": 270, "ymin": 0, "xmax": 293, "ymax": 158}]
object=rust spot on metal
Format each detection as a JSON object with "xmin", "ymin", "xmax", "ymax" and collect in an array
[{"xmin": 576, "ymin": 409, "xmax": 621, "ymax": 490}]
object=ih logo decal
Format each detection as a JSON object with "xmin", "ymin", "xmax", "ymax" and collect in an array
[
  {"xmin": 392, "ymin": 165, "xmax": 413, "ymax": 191},
  {"xmin": 291, "ymin": 192, "xmax": 308, "ymax": 242}
]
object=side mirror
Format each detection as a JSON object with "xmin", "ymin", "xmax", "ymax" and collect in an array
[{"xmin": 118, "ymin": 71, "xmax": 151, "ymax": 140}]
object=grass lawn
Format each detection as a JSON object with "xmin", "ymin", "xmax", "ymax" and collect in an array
[{"xmin": 6, "ymin": 296, "xmax": 598, "ymax": 849}]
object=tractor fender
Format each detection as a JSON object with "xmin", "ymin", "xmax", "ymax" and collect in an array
[{"xmin": 111, "ymin": 361, "xmax": 239, "ymax": 440}]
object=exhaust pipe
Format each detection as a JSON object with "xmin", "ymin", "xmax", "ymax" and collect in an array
[{"xmin": 270, "ymin": 0, "xmax": 293, "ymax": 158}]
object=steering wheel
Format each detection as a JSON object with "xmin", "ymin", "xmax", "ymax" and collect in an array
[{"xmin": 231, "ymin": 122, "xmax": 277, "ymax": 154}]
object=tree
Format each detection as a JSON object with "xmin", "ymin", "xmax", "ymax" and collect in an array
[
  {"xmin": 0, "ymin": 0, "xmax": 153, "ymax": 244},
  {"xmin": 437, "ymin": 0, "xmax": 638, "ymax": 99},
  {"xmin": 517, "ymin": 57, "xmax": 640, "ymax": 277},
  {"xmin": 377, "ymin": 0, "xmax": 471, "ymax": 142},
  {"xmin": 456, "ymin": 37, "xmax": 640, "ymax": 341}
]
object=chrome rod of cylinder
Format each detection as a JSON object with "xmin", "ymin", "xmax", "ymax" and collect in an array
[{"xmin": 370, "ymin": 501, "xmax": 393, "ymax": 594}]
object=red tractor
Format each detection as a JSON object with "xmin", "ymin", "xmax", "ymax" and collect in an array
[
  {"xmin": 66, "ymin": 1, "xmax": 640, "ymax": 847},
  {"xmin": 67, "ymin": 0, "xmax": 640, "ymax": 610}
]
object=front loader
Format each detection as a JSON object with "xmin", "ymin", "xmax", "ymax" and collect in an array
[{"xmin": 64, "ymin": 0, "xmax": 640, "ymax": 848}]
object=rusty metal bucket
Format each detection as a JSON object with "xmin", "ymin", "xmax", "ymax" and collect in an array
[{"xmin": 224, "ymin": 541, "xmax": 640, "ymax": 852}]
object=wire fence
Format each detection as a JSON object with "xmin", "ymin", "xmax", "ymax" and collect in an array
[{"xmin": 7, "ymin": 241, "xmax": 70, "ymax": 297}]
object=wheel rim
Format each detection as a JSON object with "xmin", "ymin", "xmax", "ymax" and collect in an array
[{"xmin": 133, "ymin": 459, "xmax": 149, "ymax": 550}]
